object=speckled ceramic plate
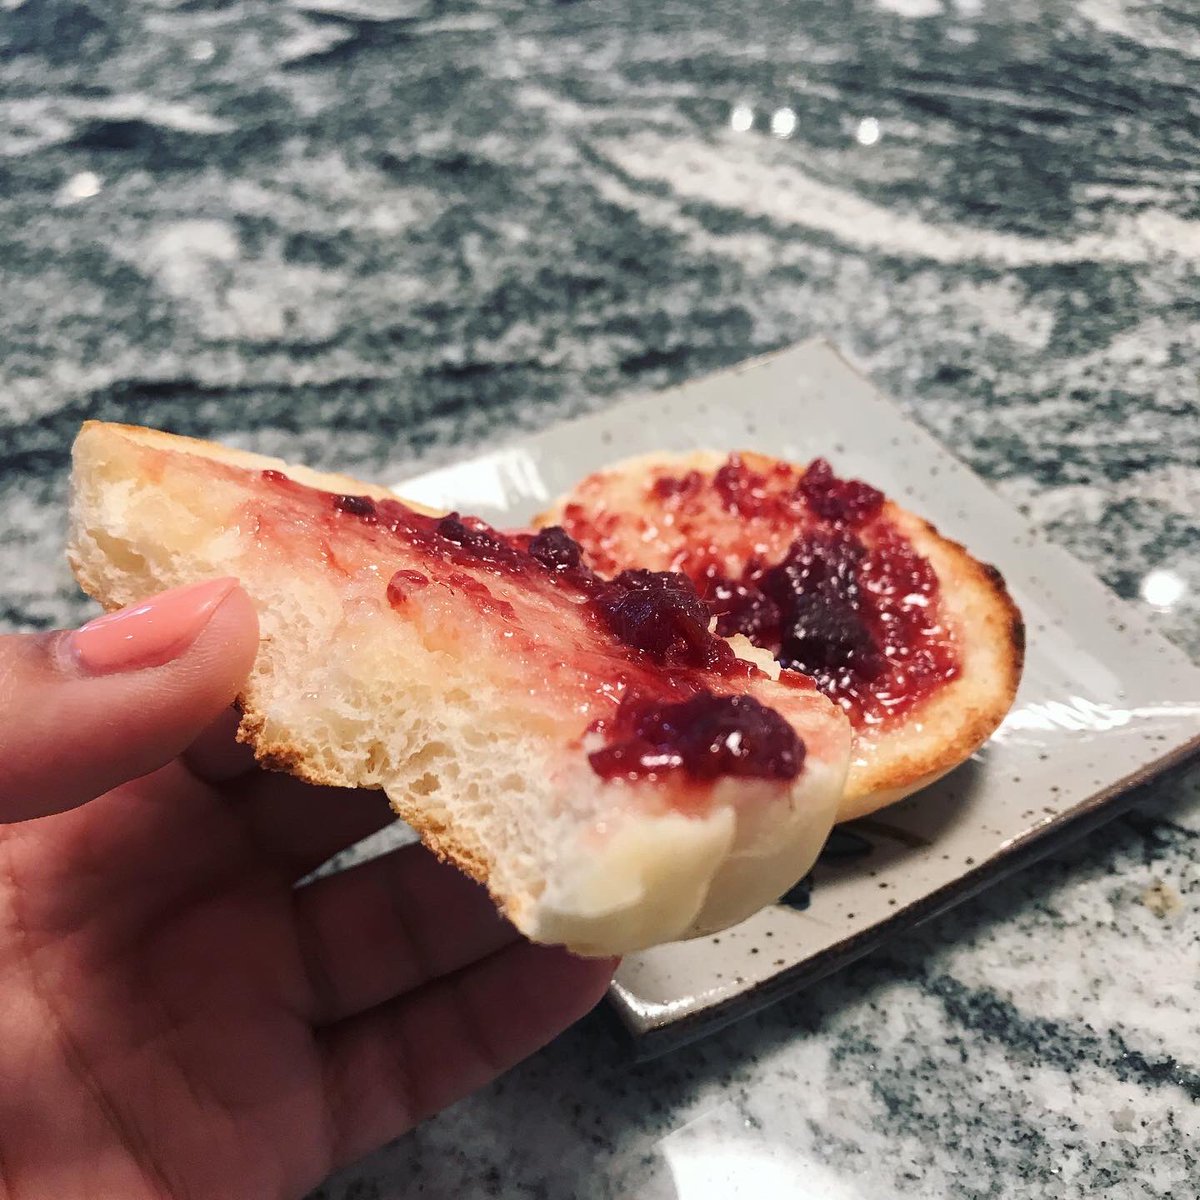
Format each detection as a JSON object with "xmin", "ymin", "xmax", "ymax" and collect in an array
[{"xmin": 394, "ymin": 338, "xmax": 1200, "ymax": 1056}]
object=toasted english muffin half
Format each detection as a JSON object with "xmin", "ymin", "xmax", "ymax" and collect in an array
[
  {"xmin": 68, "ymin": 425, "xmax": 852, "ymax": 955},
  {"xmin": 536, "ymin": 450, "xmax": 1023, "ymax": 821}
]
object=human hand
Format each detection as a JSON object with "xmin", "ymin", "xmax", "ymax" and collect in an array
[{"xmin": 0, "ymin": 579, "xmax": 615, "ymax": 1199}]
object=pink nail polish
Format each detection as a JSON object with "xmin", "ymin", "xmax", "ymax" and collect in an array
[{"xmin": 68, "ymin": 578, "xmax": 240, "ymax": 675}]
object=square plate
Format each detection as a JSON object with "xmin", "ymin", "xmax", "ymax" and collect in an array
[{"xmin": 394, "ymin": 338, "xmax": 1200, "ymax": 1056}]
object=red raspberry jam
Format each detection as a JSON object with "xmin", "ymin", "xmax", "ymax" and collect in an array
[
  {"xmin": 386, "ymin": 568, "xmax": 430, "ymax": 608},
  {"xmin": 253, "ymin": 473, "xmax": 824, "ymax": 795},
  {"xmin": 796, "ymin": 457, "xmax": 884, "ymax": 524},
  {"xmin": 589, "ymin": 691, "xmax": 804, "ymax": 784},
  {"xmin": 557, "ymin": 454, "xmax": 959, "ymax": 727},
  {"xmin": 527, "ymin": 525, "xmax": 587, "ymax": 572},
  {"xmin": 333, "ymin": 493, "xmax": 378, "ymax": 518},
  {"xmin": 594, "ymin": 569, "xmax": 735, "ymax": 672}
]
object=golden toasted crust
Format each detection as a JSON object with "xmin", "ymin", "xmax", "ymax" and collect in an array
[
  {"xmin": 837, "ymin": 505, "xmax": 1024, "ymax": 817},
  {"xmin": 537, "ymin": 450, "xmax": 1024, "ymax": 820},
  {"xmin": 74, "ymin": 421, "xmax": 438, "ymax": 512}
]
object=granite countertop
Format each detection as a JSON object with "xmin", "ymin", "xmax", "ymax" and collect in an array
[{"xmin": 3, "ymin": 1, "xmax": 1198, "ymax": 1196}]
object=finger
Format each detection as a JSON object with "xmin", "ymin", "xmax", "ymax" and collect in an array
[
  {"xmin": 292, "ymin": 842, "xmax": 517, "ymax": 1024},
  {"xmin": 238, "ymin": 773, "xmax": 397, "ymax": 878},
  {"xmin": 320, "ymin": 943, "xmax": 616, "ymax": 1166},
  {"xmin": 182, "ymin": 706, "xmax": 257, "ymax": 783},
  {"xmin": 0, "ymin": 579, "xmax": 258, "ymax": 822}
]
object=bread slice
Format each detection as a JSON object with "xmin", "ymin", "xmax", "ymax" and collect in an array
[
  {"xmin": 536, "ymin": 450, "xmax": 1024, "ymax": 821},
  {"xmin": 67, "ymin": 424, "xmax": 852, "ymax": 956}
]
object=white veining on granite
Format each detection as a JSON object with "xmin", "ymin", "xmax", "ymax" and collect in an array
[
  {"xmin": 597, "ymin": 132, "xmax": 1200, "ymax": 268},
  {"xmin": 876, "ymin": 0, "xmax": 944, "ymax": 20},
  {"xmin": 1077, "ymin": 0, "xmax": 1200, "ymax": 57}
]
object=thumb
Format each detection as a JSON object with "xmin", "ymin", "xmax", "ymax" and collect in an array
[{"xmin": 0, "ymin": 578, "xmax": 259, "ymax": 822}]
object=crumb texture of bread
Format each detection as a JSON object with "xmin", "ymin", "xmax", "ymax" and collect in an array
[
  {"xmin": 68, "ymin": 423, "xmax": 850, "ymax": 956},
  {"xmin": 536, "ymin": 450, "xmax": 1024, "ymax": 821}
]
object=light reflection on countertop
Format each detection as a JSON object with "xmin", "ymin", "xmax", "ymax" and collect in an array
[
  {"xmin": 1141, "ymin": 568, "xmax": 1186, "ymax": 612},
  {"xmin": 855, "ymin": 117, "xmax": 881, "ymax": 146},
  {"xmin": 656, "ymin": 1103, "xmax": 868, "ymax": 1200},
  {"xmin": 771, "ymin": 107, "xmax": 798, "ymax": 139}
]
